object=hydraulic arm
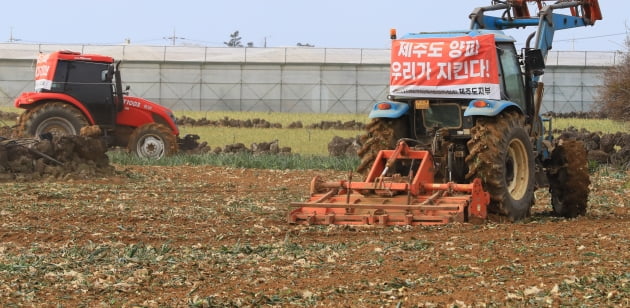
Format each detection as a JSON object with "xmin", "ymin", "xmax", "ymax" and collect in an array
[{"xmin": 469, "ymin": 0, "xmax": 602, "ymax": 58}]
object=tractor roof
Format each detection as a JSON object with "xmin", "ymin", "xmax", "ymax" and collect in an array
[
  {"xmin": 51, "ymin": 50, "xmax": 114, "ymax": 63},
  {"xmin": 399, "ymin": 29, "xmax": 515, "ymax": 44}
]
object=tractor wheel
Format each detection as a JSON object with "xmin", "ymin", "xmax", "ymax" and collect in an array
[
  {"xmin": 356, "ymin": 117, "xmax": 408, "ymax": 175},
  {"xmin": 546, "ymin": 139, "xmax": 590, "ymax": 218},
  {"xmin": 20, "ymin": 102, "xmax": 88, "ymax": 137},
  {"xmin": 465, "ymin": 111, "xmax": 535, "ymax": 221},
  {"xmin": 127, "ymin": 123, "xmax": 178, "ymax": 159}
]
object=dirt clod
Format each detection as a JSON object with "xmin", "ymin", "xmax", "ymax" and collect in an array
[{"xmin": 0, "ymin": 134, "xmax": 113, "ymax": 180}]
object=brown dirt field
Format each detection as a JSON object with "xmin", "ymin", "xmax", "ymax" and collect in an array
[{"xmin": 0, "ymin": 165, "xmax": 628, "ymax": 307}]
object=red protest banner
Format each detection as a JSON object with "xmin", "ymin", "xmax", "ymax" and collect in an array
[
  {"xmin": 389, "ymin": 34, "xmax": 500, "ymax": 99},
  {"xmin": 35, "ymin": 53, "xmax": 58, "ymax": 91}
]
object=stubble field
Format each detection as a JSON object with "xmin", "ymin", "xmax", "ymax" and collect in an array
[
  {"xmin": 0, "ymin": 164, "xmax": 628, "ymax": 307},
  {"xmin": 0, "ymin": 110, "xmax": 628, "ymax": 307}
]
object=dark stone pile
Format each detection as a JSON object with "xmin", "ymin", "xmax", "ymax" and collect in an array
[
  {"xmin": 556, "ymin": 127, "xmax": 630, "ymax": 168},
  {"xmin": 328, "ymin": 126, "xmax": 630, "ymax": 169},
  {"xmin": 176, "ymin": 116, "xmax": 282, "ymax": 128},
  {"xmin": 215, "ymin": 140, "xmax": 291, "ymax": 155},
  {"xmin": 0, "ymin": 126, "xmax": 114, "ymax": 181},
  {"xmin": 543, "ymin": 111, "xmax": 608, "ymax": 119},
  {"xmin": 327, "ymin": 136, "xmax": 361, "ymax": 157},
  {"xmin": 289, "ymin": 120, "xmax": 366, "ymax": 130},
  {"xmin": 176, "ymin": 116, "xmax": 365, "ymax": 131}
]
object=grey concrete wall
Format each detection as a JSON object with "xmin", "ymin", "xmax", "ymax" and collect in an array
[{"xmin": 0, "ymin": 44, "xmax": 618, "ymax": 114}]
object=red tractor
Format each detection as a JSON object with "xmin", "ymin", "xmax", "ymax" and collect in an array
[{"xmin": 14, "ymin": 50, "xmax": 180, "ymax": 159}]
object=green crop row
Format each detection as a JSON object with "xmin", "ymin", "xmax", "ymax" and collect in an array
[{"xmin": 109, "ymin": 150, "xmax": 360, "ymax": 171}]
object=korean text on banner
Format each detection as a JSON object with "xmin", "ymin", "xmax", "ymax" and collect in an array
[{"xmin": 389, "ymin": 34, "xmax": 500, "ymax": 99}]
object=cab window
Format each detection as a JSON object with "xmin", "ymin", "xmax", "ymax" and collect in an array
[{"xmin": 497, "ymin": 44, "xmax": 526, "ymax": 108}]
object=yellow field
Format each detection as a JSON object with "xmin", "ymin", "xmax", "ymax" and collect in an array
[
  {"xmin": 176, "ymin": 111, "xmax": 629, "ymax": 155},
  {"xmin": 179, "ymin": 126, "xmax": 361, "ymax": 156},
  {"xmin": 174, "ymin": 111, "xmax": 366, "ymax": 155},
  {"xmin": 552, "ymin": 117, "xmax": 629, "ymax": 134}
]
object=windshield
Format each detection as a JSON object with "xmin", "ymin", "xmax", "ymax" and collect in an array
[
  {"xmin": 497, "ymin": 43, "xmax": 526, "ymax": 108},
  {"xmin": 422, "ymin": 103, "xmax": 462, "ymax": 129}
]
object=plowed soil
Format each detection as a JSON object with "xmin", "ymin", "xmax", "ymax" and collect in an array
[{"xmin": 0, "ymin": 165, "xmax": 629, "ymax": 307}]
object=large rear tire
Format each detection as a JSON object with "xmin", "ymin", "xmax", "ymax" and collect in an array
[
  {"xmin": 465, "ymin": 111, "xmax": 535, "ymax": 221},
  {"xmin": 356, "ymin": 117, "xmax": 408, "ymax": 174},
  {"xmin": 546, "ymin": 139, "xmax": 590, "ymax": 218},
  {"xmin": 127, "ymin": 123, "xmax": 178, "ymax": 159},
  {"xmin": 20, "ymin": 102, "xmax": 88, "ymax": 137}
]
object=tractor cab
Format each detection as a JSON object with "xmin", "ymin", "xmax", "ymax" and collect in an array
[{"xmin": 36, "ymin": 51, "xmax": 119, "ymax": 127}]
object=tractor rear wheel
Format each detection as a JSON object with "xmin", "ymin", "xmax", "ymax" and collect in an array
[
  {"xmin": 466, "ymin": 111, "xmax": 535, "ymax": 221},
  {"xmin": 20, "ymin": 102, "xmax": 88, "ymax": 138},
  {"xmin": 356, "ymin": 117, "xmax": 409, "ymax": 174},
  {"xmin": 546, "ymin": 139, "xmax": 590, "ymax": 218},
  {"xmin": 127, "ymin": 123, "xmax": 178, "ymax": 159}
]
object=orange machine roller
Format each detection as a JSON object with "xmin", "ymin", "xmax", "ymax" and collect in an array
[{"xmin": 288, "ymin": 141, "xmax": 490, "ymax": 226}]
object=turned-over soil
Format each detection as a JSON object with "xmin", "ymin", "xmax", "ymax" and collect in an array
[{"xmin": 0, "ymin": 165, "xmax": 628, "ymax": 307}]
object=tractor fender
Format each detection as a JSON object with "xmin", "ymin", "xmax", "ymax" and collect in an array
[
  {"xmin": 14, "ymin": 92, "xmax": 96, "ymax": 124},
  {"xmin": 463, "ymin": 99, "xmax": 523, "ymax": 117},
  {"xmin": 368, "ymin": 101, "xmax": 410, "ymax": 119}
]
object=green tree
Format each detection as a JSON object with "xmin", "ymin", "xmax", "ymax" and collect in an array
[
  {"xmin": 597, "ymin": 36, "xmax": 630, "ymax": 121},
  {"xmin": 224, "ymin": 31, "xmax": 243, "ymax": 47}
]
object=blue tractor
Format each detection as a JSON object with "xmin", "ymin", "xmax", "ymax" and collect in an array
[{"xmin": 357, "ymin": 0, "xmax": 601, "ymax": 221}]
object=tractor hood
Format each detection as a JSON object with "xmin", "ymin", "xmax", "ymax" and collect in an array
[{"xmin": 117, "ymin": 96, "xmax": 179, "ymax": 135}]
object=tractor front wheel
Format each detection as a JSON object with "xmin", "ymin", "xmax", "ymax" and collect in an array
[
  {"xmin": 127, "ymin": 123, "xmax": 178, "ymax": 159},
  {"xmin": 19, "ymin": 102, "xmax": 88, "ymax": 137},
  {"xmin": 466, "ymin": 111, "xmax": 535, "ymax": 221},
  {"xmin": 546, "ymin": 139, "xmax": 590, "ymax": 218}
]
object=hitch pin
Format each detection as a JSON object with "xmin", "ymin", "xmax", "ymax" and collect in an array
[{"xmin": 346, "ymin": 171, "xmax": 353, "ymax": 204}]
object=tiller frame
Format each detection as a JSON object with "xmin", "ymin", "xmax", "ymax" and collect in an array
[{"xmin": 289, "ymin": 141, "xmax": 490, "ymax": 226}]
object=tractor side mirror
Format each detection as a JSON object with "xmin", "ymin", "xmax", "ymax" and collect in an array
[
  {"xmin": 101, "ymin": 65, "xmax": 115, "ymax": 82},
  {"xmin": 525, "ymin": 49, "xmax": 545, "ymax": 76}
]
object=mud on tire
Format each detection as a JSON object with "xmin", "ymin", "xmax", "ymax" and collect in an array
[
  {"xmin": 546, "ymin": 139, "xmax": 590, "ymax": 218},
  {"xmin": 465, "ymin": 111, "xmax": 535, "ymax": 221},
  {"xmin": 128, "ymin": 123, "xmax": 178, "ymax": 159},
  {"xmin": 356, "ymin": 117, "xmax": 408, "ymax": 174},
  {"xmin": 19, "ymin": 102, "xmax": 88, "ymax": 137}
]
